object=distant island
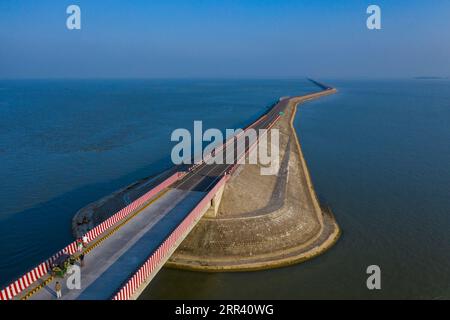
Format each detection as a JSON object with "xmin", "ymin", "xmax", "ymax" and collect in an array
[{"xmin": 414, "ymin": 76, "xmax": 448, "ymax": 80}]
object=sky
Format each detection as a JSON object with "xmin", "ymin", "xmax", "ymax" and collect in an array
[{"xmin": 0, "ymin": 0, "xmax": 449, "ymax": 79}]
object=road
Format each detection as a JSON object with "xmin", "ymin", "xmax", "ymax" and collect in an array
[
  {"xmin": 173, "ymin": 97, "xmax": 290, "ymax": 192},
  {"xmin": 25, "ymin": 94, "xmax": 288, "ymax": 300},
  {"xmin": 13, "ymin": 80, "xmax": 343, "ymax": 301}
]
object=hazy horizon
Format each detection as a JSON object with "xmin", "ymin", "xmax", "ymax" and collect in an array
[
  {"xmin": 1, "ymin": 76, "xmax": 449, "ymax": 80},
  {"xmin": 1, "ymin": 0, "xmax": 450, "ymax": 79}
]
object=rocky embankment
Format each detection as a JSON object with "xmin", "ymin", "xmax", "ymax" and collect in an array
[{"xmin": 167, "ymin": 91, "xmax": 341, "ymax": 271}]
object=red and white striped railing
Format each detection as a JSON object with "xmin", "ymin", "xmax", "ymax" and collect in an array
[
  {"xmin": 112, "ymin": 175, "xmax": 229, "ymax": 300},
  {"xmin": 111, "ymin": 112, "xmax": 281, "ymax": 300},
  {"xmin": 0, "ymin": 101, "xmax": 284, "ymax": 301},
  {"xmin": 0, "ymin": 171, "xmax": 183, "ymax": 300},
  {"xmin": 84, "ymin": 172, "xmax": 183, "ymax": 243}
]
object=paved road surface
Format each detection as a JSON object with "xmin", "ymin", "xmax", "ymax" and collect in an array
[
  {"xmin": 31, "ymin": 189, "xmax": 205, "ymax": 300},
  {"xmin": 26, "ymin": 94, "xmax": 291, "ymax": 299}
]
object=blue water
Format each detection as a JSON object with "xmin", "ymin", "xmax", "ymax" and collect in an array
[
  {"xmin": 0, "ymin": 79, "xmax": 318, "ymax": 288},
  {"xmin": 141, "ymin": 79, "xmax": 450, "ymax": 300},
  {"xmin": 1, "ymin": 79, "xmax": 449, "ymax": 299}
]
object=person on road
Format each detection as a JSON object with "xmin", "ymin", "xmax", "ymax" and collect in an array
[
  {"xmin": 55, "ymin": 281, "xmax": 62, "ymax": 299},
  {"xmin": 77, "ymin": 239, "xmax": 83, "ymax": 252},
  {"xmin": 82, "ymin": 235, "xmax": 88, "ymax": 246},
  {"xmin": 79, "ymin": 253, "xmax": 85, "ymax": 267}
]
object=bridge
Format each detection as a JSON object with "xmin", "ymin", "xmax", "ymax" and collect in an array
[{"xmin": 0, "ymin": 83, "xmax": 336, "ymax": 300}]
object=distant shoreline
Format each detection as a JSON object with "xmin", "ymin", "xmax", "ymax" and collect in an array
[{"xmin": 414, "ymin": 76, "xmax": 449, "ymax": 80}]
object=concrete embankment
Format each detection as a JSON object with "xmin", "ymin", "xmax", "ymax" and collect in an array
[{"xmin": 166, "ymin": 89, "xmax": 340, "ymax": 271}]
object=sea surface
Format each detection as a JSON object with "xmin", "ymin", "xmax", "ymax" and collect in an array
[{"xmin": 0, "ymin": 79, "xmax": 449, "ymax": 299}]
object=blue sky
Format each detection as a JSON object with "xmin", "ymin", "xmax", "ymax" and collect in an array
[{"xmin": 1, "ymin": 0, "xmax": 449, "ymax": 78}]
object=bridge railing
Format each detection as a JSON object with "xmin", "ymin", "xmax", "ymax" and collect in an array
[
  {"xmin": 0, "ymin": 171, "xmax": 184, "ymax": 300},
  {"xmin": 83, "ymin": 171, "xmax": 184, "ymax": 243},
  {"xmin": 111, "ymin": 104, "xmax": 288, "ymax": 300},
  {"xmin": 112, "ymin": 175, "xmax": 229, "ymax": 300}
]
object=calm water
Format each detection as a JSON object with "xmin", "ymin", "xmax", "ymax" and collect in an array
[
  {"xmin": 141, "ymin": 79, "xmax": 450, "ymax": 300},
  {"xmin": 0, "ymin": 79, "xmax": 449, "ymax": 299},
  {"xmin": 0, "ymin": 79, "xmax": 318, "ymax": 288}
]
